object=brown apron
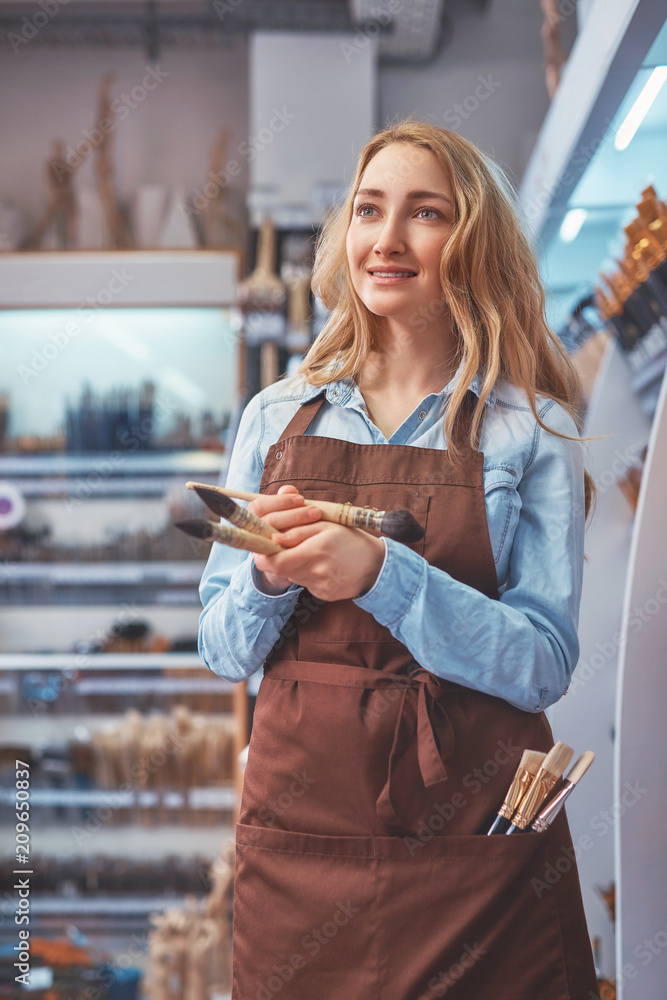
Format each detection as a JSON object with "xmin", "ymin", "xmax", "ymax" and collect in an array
[{"xmin": 233, "ymin": 391, "xmax": 599, "ymax": 1000}]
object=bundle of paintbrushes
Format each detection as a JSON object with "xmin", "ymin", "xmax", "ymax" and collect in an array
[
  {"xmin": 485, "ymin": 742, "xmax": 595, "ymax": 835},
  {"xmin": 175, "ymin": 481, "xmax": 425, "ymax": 553}
]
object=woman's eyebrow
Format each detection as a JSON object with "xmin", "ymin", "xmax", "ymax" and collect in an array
[{"xmin": 355, "ymin": 187, "xmax": 452, "ymax": 205}]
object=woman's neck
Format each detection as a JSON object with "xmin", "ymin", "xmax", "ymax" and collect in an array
[
  {"xmin": 353, "ymin": 318, "xmax": 460, "ymax": 438},
  {"xmin": 358, "ymin": 317, "xmax": 459, "ymax": 399}
]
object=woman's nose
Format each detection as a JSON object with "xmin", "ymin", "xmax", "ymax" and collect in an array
[{"xmin": 373, "ymin": 215, "xmax": 406, "ymax": 256}]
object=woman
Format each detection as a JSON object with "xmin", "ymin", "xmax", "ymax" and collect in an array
[{"xmin": 199, "ymin": 121, "xmax": 599, "ymax": 1000}]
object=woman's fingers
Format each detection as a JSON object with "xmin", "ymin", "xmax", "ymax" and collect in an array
[
  {"xmin": 256, "ymin": 524, "xmax": 385, "ymax": 602},
  {"xmin": 247, "ymin": 485, "xmax": 322, "ymax": 533}
]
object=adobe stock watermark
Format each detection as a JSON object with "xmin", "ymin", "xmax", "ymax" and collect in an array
[
  {"xmin": 442, "ymin": 75, "xmax": 502, "ymax": 131},
  {"xmin": 404, "ymin": 738, "xmax": 521, "ymax": 855},
  {"xmin": 212, "ymin": 0, "xmax": 243, "ymax": 21},
  {"xmin": 523, "ymin": 117, "xmax": 614, "ymax": 225},
  {"xmin": 531, "ymin": 779, "xmax": 647, "ymax": 898},
  {"xmin": 71, "ymin": 727, "xmax": 195, "ymax": 847},
  {"xmin": 568, "ymin": 578, "xmax": 667, "ymax": 697},
  {"xmin": 17, "ymin": 268, "xmax": 135, "ymax": 385},
  {"xmin": 62, "ymin": 394, "xmax": 180, "ymax": 512},
  {"xmin": 417, "ymin": 941, "xmax": 487, "ymax": 1000},
  {"xmin": 340, "ymin": 0, "xmax": 402, "ymax": 64},
  {"xmin": 6, "ymin": 0, "xmax": 69, "ymax": 53},
  {"xmin": 53, "ymin": 66, "xmax": 169, "ymax": 179},
  {"xmin": 244, "ymin": 899, "xmax": 360, "ymax": 1000},
  {"xmin": 182, "ymin": 108, "xmax": 297, "ymax": 219},
  {"xmin": 25, "ymin": 603, "xmax": 140, "ymax": 717}
]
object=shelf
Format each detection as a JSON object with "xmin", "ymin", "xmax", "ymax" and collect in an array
[
  {"xmin": 0, "ymin": 786, "xmax": 236, "ymax": 810},
  {"xmin": 73, "ymin": 678, "xmax": 233, "ymax": 695},
  {"xmin": 11, "ymin": 476, "xmax": 219, "ymax": 499},
  {"xmin": 24, "ymin": 896, "xmax": 203, "ymax": 916},
  {"xmin": 0, "ymin": 653, "xmax": 227, "ymax": 672},
  {"xmin": 0, "ymin": 451, "xmax": 224, "ymax": 477},
  {"xmin": 0, "ymin": 251, "xmax": 239, "ymax": 309},
  {"xmin": 0, "ymin": 563, "xmax": 205, "ymax": 585}
]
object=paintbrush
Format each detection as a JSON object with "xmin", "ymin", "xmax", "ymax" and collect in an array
[
  {"xmin": 529, "ymin": 752, "xmax": 595, "ymax": 833},
  {"xmin": 186, "ymin": 481, "xmax": 424, "ymax": 544},
  {"xmin": 174, "ymin": 519, "xmax": 283, "ymax": 555},
  {"xmin": 505, "ymin": 742, "xmax": 574, "ymax": 834},
  {"xmin": 486, "ymin": 750, "xmax": 547, "ymax": 835},
  {"xmin": 190, "ymin": 489, "xmax": 278, "ymax": 541}
]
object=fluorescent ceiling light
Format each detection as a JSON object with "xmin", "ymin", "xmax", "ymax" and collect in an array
[
  {"xmin": 614, "ymin": 66, "xmax": 667, "ymax": 151},
  {"xmin": 559, "ymin": 208, "xmax": 588, "ymax": 243}
]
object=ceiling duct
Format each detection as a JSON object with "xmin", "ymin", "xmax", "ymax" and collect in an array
[
  {"xmin": 0, "ymin": 0, "xmax": 447, "ymax": 60},
  {"xmin": 349, "ymin": 0, "xmax": 446, "ymax": 61}
]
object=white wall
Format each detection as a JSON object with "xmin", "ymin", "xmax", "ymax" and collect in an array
[
  {"xmin": 249, "ymin": 32, "xmax": 376, "ymax": 224},
  {"xmin": 0, "ymin": 42, "xmax": 249, "ymax": 239}
]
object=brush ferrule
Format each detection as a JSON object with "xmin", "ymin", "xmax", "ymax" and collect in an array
[
  {"xmin": 231, "ymin": 505, "xmax": 276, "ymax": 540},
  {"xmin": 338, "ymin": 502, "xmax": 383, "ymax": 532},
  {"xmin": 498, "ymin": 768, "xmax": 535, "ymax": 820},
  {"xmin": 530, "ymin": 782, "xmax": 574, "ymax": 832},
  {"xmin": 512, "ymin": 769, "xmax": 560, "ymax": 830},
  {"xmin": 210, "ymin": 522, "xmax": 282, "ymax": 555}
]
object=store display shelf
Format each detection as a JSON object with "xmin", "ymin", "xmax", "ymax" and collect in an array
[
  {"xmin": 0, "ymin": 786, "xmax": 236, "ymax": 809},
  {"xmin": 22, "ymin": 896, "xmax": 202, "ymax": 916},
  {"xmin": 0, "ymin": 250, "xmax": 239, "ymax": 309},
  {"xmin": 0, "ymin": 451, "xmax": 224, "ymax": 477},
  {"xmin": 11, "ymin": 476, "xmax": 214, "ymax": 499},
  {"xmin": 1, "ymin": 562, "xmax": 205, "ymax": 585},
  {"xmin": 0, "ymin": 653, "xmax": 224, "ymax": 672},
  {"xmin": 73, "ymin": 677, "xmax": 232, "ymax": 695}
]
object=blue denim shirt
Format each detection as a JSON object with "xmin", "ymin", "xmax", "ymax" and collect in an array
[{"xmin": 198, "ymin": 364, "xmax": 586, "ymax": 713}]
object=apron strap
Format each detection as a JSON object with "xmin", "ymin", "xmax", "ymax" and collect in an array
[
  {"xmin": 376, "ymin": 666, "xmax": 456, "ymax": 835},
  {"xmin": 278, "ymin": 390, "xmax": 327, "ymax": 439}
]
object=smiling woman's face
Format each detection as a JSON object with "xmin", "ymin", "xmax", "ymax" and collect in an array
[{"xmin": 346, "ymin": 142, "xmax": 455, "ymax": 328}]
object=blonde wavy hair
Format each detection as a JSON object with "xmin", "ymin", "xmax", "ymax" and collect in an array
[{"xmin": 295, "ymin": 119, "xmax": 595, "ymax": 516}]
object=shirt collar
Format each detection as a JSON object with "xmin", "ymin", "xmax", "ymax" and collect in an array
[{"xmin": 298, "ymin": 359, "xmax": 496, "ymax": 410}]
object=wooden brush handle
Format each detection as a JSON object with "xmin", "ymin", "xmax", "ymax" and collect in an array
[
  {"xmin": 186, "ymin": 482, "xmax": 378, "ymax": 532},
  {"xmin": 210, "ymin": 521, "xmax": 283, "ymax": 555}
]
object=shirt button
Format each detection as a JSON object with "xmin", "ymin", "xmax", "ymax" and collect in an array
[
  {"xmin": 330, "ymin": 389, "xmax": 340, "ymax": 400},
  {"xmin": 419, "ymin": 410, "xmax": 427, "ymax": 420}
]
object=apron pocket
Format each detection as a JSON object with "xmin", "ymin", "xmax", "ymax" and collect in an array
[
  {"xmin": 234, "ymin": 825, "xmax": 574, "ymax": 1000},
  {"xmin": 233, "ymin": 824, "xmax": 382, "ymax": 1000},
  {"xmin": 374, "ymin": 830, "xmax": 571, "ymax": 1000}
]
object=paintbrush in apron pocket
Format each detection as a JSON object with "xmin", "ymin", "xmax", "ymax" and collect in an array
[
  {"xmin": 528, "ymin": 751, "xmax": 596, "ymax": 833},
  {"xmin": 505, "ymin": 741, "xmax": 574, "ymax": 834},
  {"xmin": 186, "ymin": 480, "xmax": 425, "ymax": 543},
  {"xmin": 485, "ymin": 749, "xmax": 547, "ymax": 834}
]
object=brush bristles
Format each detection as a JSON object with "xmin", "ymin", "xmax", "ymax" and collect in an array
[
  {"xmin": 541, "ymin": 741, "xmax": 574, "ymax": 780},
  {"xmin": 380, "ymin": 510, "xmax": 425, "ymax": 543},
  {"xmin": 194, "ymin": 485, "xmax": 238, "ymax": 519},
  {"xmin": 520, "ymin": 749, "xmax": 547, "ymax": 774},
  {"xmin": 565, "ymin": 751, "xmax": 595, "ymax": 785},
  {"xmin": 174, "ymin": 518, "xmax": 214, "ymax": 541}
]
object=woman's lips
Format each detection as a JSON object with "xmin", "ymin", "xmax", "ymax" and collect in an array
[{"xmin": 366, "ymin": 269, "xmax": 417, "ymax": 284}]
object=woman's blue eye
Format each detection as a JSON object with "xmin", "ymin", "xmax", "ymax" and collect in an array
[
  {"xmin": 357, "ymin": 204, "xmax": 376, "ymax": 217},
  {"xmin": 417, "ymin": 208, "xmax": 440, "ymax": 219}
]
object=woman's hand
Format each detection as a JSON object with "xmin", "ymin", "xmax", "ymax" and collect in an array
[
  {"xmin": 248, "ymin": 484, "xmax": 321, "ymax": 594},
  {"xmin": 253, "ymin": 517, "xmax": 386, "ymax": 602}
]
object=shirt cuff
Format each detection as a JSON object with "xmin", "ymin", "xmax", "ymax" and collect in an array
[
  {"xmin": 353, "ymin": 537, "xmax": 425, "ymax": 625},
  {"xmin": 241, "ymin": 559, "xmax": 303, "ymax": 615}
]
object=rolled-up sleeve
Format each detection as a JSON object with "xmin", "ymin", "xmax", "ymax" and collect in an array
[{"xmin": 354, "ymin": 400, "xmax": 586, "ymax": 712}]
